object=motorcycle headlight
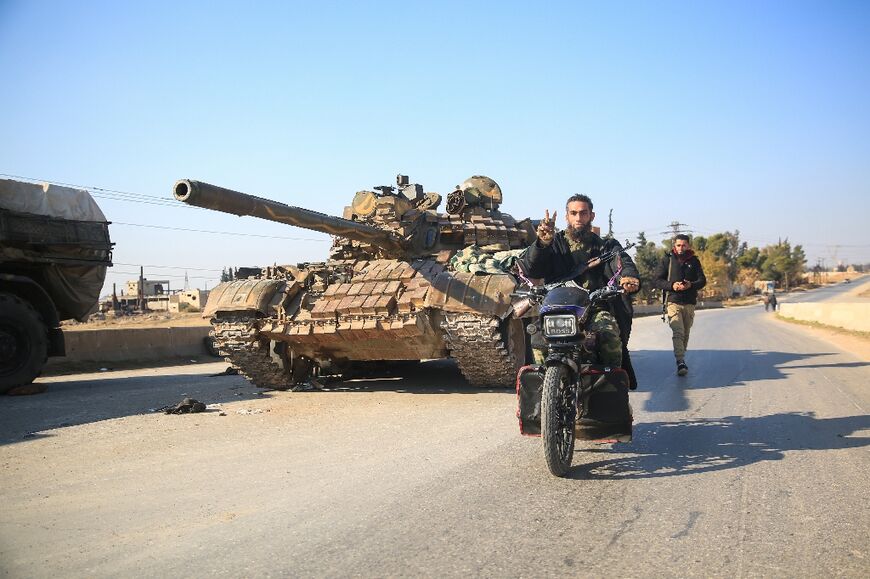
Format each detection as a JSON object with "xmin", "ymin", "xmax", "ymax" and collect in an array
[{"xmin": 543, "ymin": 314, "xmax": 577, "ymax": 338}]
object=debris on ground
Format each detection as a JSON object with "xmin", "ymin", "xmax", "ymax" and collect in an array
[
  {"xmin": 157, "ymin": 397, "xmax": 207, "ymax": 414},
  {"xmin": 205, "ymin": 403, "xmax": 227, "ymax": 417},
  {"xmin": 236, "ymin": 408, "xmax": 269, "ymax": 415},
  {"xmin": 290, "ymin": 378, "xmax": 326, "ymax": 392},
  {"xmin": 209, "ymin": 367, "xmax": 239, "ymax": 377}
]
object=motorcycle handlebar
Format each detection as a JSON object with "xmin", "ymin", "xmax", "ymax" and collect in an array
[
  {"xmin": 589, "ymin": 286, "xmax": 625, "ymax": 303},
  {"xmin": 512, "ymin": 284, "xmax": 623, "ymax": 305}
]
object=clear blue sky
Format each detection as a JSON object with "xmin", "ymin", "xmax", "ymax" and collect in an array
[{"xmin": 2, "ymin": 0, "xmax": 868, "ymax": 294}]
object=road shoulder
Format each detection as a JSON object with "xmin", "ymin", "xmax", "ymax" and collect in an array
[{"xmin": 773, "ymin": 314, "xmax": 869, "ymax": 361}]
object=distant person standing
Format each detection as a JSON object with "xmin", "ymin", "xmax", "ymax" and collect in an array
[
  {"xmin": 763, "ymin": 292, "xmax": 771, "ymax": 311},
  {"xmin": 768, "ymin": 292, "xmax": 777, "ymax": 312},
  {"xmin": 651, "ymin": 234, "xmax": 706, "ymax": 376}
]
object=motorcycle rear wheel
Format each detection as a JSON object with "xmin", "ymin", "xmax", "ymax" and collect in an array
[{"xmin": 541, "ymin": 363, "xmax": 576, "ymax": 477}]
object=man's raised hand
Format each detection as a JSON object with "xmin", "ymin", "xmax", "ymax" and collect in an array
[{"xmin": 537, "ymin": 209, "xmax": 557, "ymax": 246}]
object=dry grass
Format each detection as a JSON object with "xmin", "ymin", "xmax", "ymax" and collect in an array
[{"xmin": 776, "ymin": 314, "xmax": 870, "ymax": 340}]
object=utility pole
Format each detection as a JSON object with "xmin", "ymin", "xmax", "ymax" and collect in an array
[
  {"xmin": 660, "ymin": 221, "xmax": 691, "ymax": 243},
  {"xmin": 138, "ymin": 266, "xmax": 147, "ymax": 311}
]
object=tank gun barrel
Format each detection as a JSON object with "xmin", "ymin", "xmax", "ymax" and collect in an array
[{"xmin": 173, "ymin": 179, "xmax": 407, "ymax": 253}]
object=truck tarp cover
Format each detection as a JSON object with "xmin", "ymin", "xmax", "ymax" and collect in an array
[{"xmin": 0, "ymin": 179, "xmax": 112, "ymax": 321}]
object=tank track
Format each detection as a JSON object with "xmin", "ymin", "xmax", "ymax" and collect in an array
[
  {"xmin": 211, "ymin": 315, "xmax": 295, "ymax": 390},
  {"xmin": 441, "ymin": 313, "xmax": 521, "ymax": 388}
]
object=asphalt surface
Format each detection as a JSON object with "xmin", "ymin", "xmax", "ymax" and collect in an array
[
  {"xmin": 1, "ymin": 305, "xmax": 868, "ymax": 578},
  {"xmin": 777, "ymin": 275, "xmax": 868, "ymax": 304}
]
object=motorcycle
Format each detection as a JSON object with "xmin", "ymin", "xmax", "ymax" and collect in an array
[{"xmin": 513, "ymin": 245, "xmax": 635, "ymax": 477}]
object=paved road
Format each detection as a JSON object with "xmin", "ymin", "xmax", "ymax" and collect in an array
[
  {"xmin": 1, "ymin": 306, "xmax": 868, "ymax": 578},
  {"xmin": 778, "ymin": 275, "xmax": 868, "ymax": 303}
]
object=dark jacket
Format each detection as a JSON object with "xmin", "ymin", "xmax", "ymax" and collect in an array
[
  {"xmin": 651, "ymin": 250, "xmax": 707, "ymax": 305},
  {"xmin": 519, "ymin": 230, "xmax": 640, "ymax": 339}
]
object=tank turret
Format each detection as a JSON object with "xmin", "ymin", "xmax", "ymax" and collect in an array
[{"xmin": 174, "ymin": 176, "xmax": 534, "ymax": 259}]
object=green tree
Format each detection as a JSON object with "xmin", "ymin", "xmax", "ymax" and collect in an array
[
  {"xmin": 736, "ymin": 246, "xmax": 764, "ymax": 270},
  {"xmin": 633, "ymin": 232, "xmax": 666, "ymax": 303},
  {"xmin": 696, "ymin": 252, "xmax": 730, "ymax": 299},
  {"xmin": 760, "ymin": 240, "xmax": 806, "ymax": 289},
  {"xmin": 704, "ymin": 231, "xmax": 741, "ymax": 279}
]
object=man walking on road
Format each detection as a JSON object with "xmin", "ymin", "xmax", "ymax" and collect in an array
[{"xmin": 651, "ymin": 234, "xmax": 706, "ymax": 376}]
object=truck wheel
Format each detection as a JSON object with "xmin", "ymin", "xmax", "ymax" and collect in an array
[{"xmin": 0, "ymin": 293, "xmax": 49, "ymax": 394}]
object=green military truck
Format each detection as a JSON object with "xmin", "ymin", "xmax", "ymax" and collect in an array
[{"xmin": 0, "ymin": 178, "xmax": 113, "ymax": 393}]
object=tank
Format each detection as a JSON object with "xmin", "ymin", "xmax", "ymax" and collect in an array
[{"xmin": 173, "ymin": 175, "xmax": 536, "ymax": 389}]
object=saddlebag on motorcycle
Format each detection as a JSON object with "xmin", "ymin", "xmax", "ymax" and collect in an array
[
  {"xmin": 517, "ymin": 365, "xmax": 545, "ymax": 435},
  {"xmin": 576, "ymin": 365, "xmax": 632, "ymax": 441},
  {"xmin": 517, "ymin": 364, "xmax": 631, "ymax": 440}
]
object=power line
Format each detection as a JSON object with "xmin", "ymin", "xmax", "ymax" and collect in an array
[
  {"xmin": 113, "ymin": 261, "xmax": 223, "ymax": 272},
  {"xmin": 0, "ymin": 172, "xmax": 177, "ymax": 204},
  {"xmin": 659, "ymin": 221, "xmax": 692, "ymax": 238},
  {"xmin": 106, "ymin": 270, "xmax": 217, "ymax": 280},
  {"xmin": 0, "ymin": 173, "xmax": 328, "ymax": 241},
  {"xmin": 111, "ymin": 221, "xmax": 329, "ymax": 241},
  {"xmin": 90, "ymin": 192, "xmax": 184, "ymax": 208}
]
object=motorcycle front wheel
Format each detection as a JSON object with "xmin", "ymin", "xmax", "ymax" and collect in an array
[{"xmin": 541, "ymin": 363, "xmax": 576, "ymax": 477}]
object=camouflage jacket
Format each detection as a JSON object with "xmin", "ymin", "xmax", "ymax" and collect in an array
[{"xmin": 519, "ymin": 230, "xmax": 639, "ymax": 291}]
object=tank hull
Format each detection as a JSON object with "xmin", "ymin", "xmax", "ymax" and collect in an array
[{"xmin": 206, "ymin": 258, "xmax": 528, "ymax": 388}]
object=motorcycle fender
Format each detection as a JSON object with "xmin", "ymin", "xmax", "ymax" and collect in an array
[
  {"xmin": 425, "ymin": 271, "xmax": 516, "ymax": 318},
  {"xmin": 203, "ymin": 279, "xmax": 288, "ymax": 317},
  {"xmin": 545, "ymin": 355, "xmax": 578, "ymax": 375}
]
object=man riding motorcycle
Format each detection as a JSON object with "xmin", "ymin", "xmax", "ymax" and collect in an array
[{"xmin": 519, "ymin": 194, "xmax": 641, "ymax": 386}]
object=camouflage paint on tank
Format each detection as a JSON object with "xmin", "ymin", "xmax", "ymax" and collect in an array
[{"xmin": 174, "ymin": 174, "xmax": 537, "ymax": 388}]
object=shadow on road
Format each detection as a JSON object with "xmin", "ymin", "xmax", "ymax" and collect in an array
[
  {"xmin": 566, "ymin": 412, "xmax": 870, "ymax": 480},
  {"xmin": 324, "ymin": 359, "xmax": 497, "ymax": 394},
  {"xmin": 635, "ymin": 349, "xmax": 868, "ymax": 413},
  {"xmin": 0, "ymin": 359, "xmax": 494, "ymax": 446},
  {"xmin": 0, "ymin": 365, "xmax": 265, "ymax": 446}
]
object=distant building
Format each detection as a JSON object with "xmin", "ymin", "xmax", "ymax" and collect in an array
[
  {"xmin": 169, "ymin": 289, "xmax": 210, "ymax": 313},
  {"xmin": 100, "ymin": 279, "xmax": 211, "ymax": 313},
  {"xmin": 125, "ymin": 279, "xmax": 170, "ymax": 297}
]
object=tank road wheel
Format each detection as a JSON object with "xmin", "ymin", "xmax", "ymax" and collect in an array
[
  {"xmin": 541, "ymin": 363, "xmax": 576, "ymax": 477},
  {"xmin": 442, "ymin": 314, "xmax": 528, "ymax": 388},
  {"xmin": 0, "ymin": 293, "xmax": 49, "ymax": 394},
  {"xmin": 210, "ymin": 315, "xmax": 297, "ymax": 390},
  {"xmin": 203, "ymin": 334, "xmax": 221, "ymax": 357}
]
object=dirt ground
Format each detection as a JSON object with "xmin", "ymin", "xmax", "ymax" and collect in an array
[{"xmin": 63, "ymin": 311, "xmax": 211, "ymax": 329}]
